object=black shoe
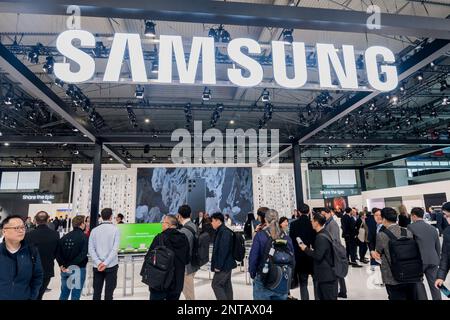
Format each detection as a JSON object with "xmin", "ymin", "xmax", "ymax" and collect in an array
[
  {"xmin": 287, "ymin": 295, "xmax": 298, "ymax": 300},
  {"xmin": 351, "ymin": 262, "xmax": 363, "ymax": 268},
  {"xmin": 360, "ymin": 259, "xmax": 369, "ymax": 264},
  {"xmin": 337, "ymin": 293, "xmax": 347, "ymax": 299}
]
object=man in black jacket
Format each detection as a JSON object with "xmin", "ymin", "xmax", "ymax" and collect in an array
[
  {"xmin": 211, "ymin": 212, "xmax": 237, "ymax": 300},
  {"xmin": 148, "ymin": 215, "xmax": 190, "ymax": 300},
  {"xmin": 25, "ymin": 211, "xmax": 60, "ymax": 300},
  {"xmin": 299, "ymin": 213, "xmax": 337, "ymax": 300},
  {"xmin": 56, "ymin": 215, "xmax": 88, "ymax": 300},
  {"xmin": 289, "ymin": 203, "xmax": 316, "ymax": 300},
  {"xmin": 435, "ymin": 202, "xmax": 450, "ymax": 290},
  {"xmin": 341, "ymin": 207, "xmax": 361, "ymax": 267}
]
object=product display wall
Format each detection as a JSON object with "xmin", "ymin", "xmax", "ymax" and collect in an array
[{"xmin": 70, "ymin": 165, "xmax": 137, "ymax": 222}]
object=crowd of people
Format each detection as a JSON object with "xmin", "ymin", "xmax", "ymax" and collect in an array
[{"xmin": 0, "ymin": 202, "xmax": 449, "ymax": 301}]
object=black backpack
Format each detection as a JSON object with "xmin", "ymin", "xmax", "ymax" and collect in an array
[
  {"xmin": 140, "ymin": 234, "xmax": 175, "ymax": 291},
  {"xmin": 184, "ymin": 225, "xmax": 210, "ymax": 268},
  {"xmin": 321, "ymin": 232, "xmax": 349, "ymax": 278},
  {"xmin": 232, "ymin": 230, "xmax": 246, "ymax": 262},
  {"xmin": 382, "ymin": 228, "xmax": 423, "ymax": 283},
  {"xmin": 258, "ymin": 231, "xmax": 294, "ymax": 294}
]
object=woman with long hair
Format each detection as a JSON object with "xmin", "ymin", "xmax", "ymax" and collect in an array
[{"xmin": 398, "ymin": 205, "xmax": 411, "ymax": 228}]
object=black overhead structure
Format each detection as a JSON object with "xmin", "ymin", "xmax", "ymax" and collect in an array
[
  {"xmin": 292, "ymin": 143, "xmax": 304, "ymax": 208},
  {"xmin": 0, "ymin": 42, "xmax": 129, "ymax": 167},
  {"xmin": 90, "ymin": 142, "xmax": 102, "ymax": 230},
  {"xmin": 363, "ymin": 146, "xmax": 446, "ymax": 169},
  {"xmin": 359, "ymin": 168, "xmax": 367, "ymax": 192},
  {"xmin": 0, "ymin": 0, "xmax": 449, "ymax": 39},
  {"xmin": 301, "ymin": 139, "xmax": 450, "ymax": 146}
]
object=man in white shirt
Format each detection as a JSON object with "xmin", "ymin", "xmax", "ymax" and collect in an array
[{"xmin": 88, "ymin": 208, "xmax": 121, "ymax": 300}]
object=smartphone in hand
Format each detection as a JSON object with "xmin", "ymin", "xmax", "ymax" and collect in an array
[
  {"xmin": 438, "ymin": 284, "xmax": 450, "ymax": 298},
  {"xmin": 296, "ymin": 237, "xmax": 303, "ymax": 245}
]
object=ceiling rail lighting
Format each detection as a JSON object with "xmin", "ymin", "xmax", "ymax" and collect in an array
[
  {"xmin": 261, "ymin": 88, "xmax": 270, "ymax": 102},
  {"xmin": 43, "ymin": 56, "xmax": 54, "ymax": 74},
  {"xmin": 282, "ymin": 29, "xmax": 294, "ymax": 44},
  {"xmin": 144, "ymin": 20, "xmax": 156, "ymax": 38},
  {"xmin": 135, "ymin": 85, "xmax": 145, "ymax": 99}
]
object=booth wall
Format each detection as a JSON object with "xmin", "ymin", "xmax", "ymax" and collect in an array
[{"xmin": 28, "ymin": 203, "xmax": 71, "ymax": 219}]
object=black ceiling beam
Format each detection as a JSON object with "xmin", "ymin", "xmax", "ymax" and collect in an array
[
  {"xmin": 0, "ymin": 0, "xmax": 449, "ymax": 39},
  {"xmin": 0, "ymin": 135, "xmax": 93, "ymax": 144},
  {"xmin": 294, "ymin": 39, "xmax": 450, "ymax": 145},
  {"xmin": 0, "ymin": 42, "xmax": 128, "ymax": 167},
  {"xmin": 302, "ymin": 138, "xmax": 450, "ymax": 146},
  {"xmin": 363, "ymin": 146, "xmax": 446, "ymax": 169}
]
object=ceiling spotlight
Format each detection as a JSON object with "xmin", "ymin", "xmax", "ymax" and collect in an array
[
  {"xmin": 399, "ymin": 82, "xmax": 405, "ymax": 92},
  {"xmin": 288, "ymin": 0, "xmax": 296, "ymax": 6},
  {"xmin": 151, "ymin": 60, "xmax": 159, "ymax": 73},
  {"xmin": 208, "ymin": 25, "xmax": 231, "ymax": 43},
  {"xmin": 109, "ymin": 157, "xmax": 113, "ymax": 161},
  {"xmin": 229, "ymin": 119, "xmax": 235, "ymax": 125},
  {"xmin": 4, "ymin": 87, "xmax": 14, "ymax": 105},
  {"xmin": 282, "ymin": 29, "xmax": 294, "ymax": 44},
  {"xmin": 261, "ymin": 89, "xmax": 270, "ymax": 102},
  {"xmin": 440, "ymin": 80, "xmax": 448, "ymax": 92},
  {"xmin": 92, "ymin": 41, "xmax": 106, "ymax": 58},
  {"xmin": 135, "ymin": 85, "xmax": 145, "ymax": 99},
  {"xmin": 42, "ymin": 56, "xmax": 54, "ymax": 74},
  {"xmin": 3, "ymin": 142, "xmax": 9, "ymax": 147},
  {"xmin": 390, "ymin": 96, "xmax": 399, "ymax": 105},
  {"xmin": 73, "ymin": 150, "xmax": 79, "ymax": 155},
  {"xmin": 346, "ymin": 144, "xmax": 351, "ymax": 148},
  {"xmin": 443, "ymin": 97, "xmax": 449, "ymax": 105},
  {"xmin": 416, "ymin": 73, "xmax": 424, "ymax": 82},
  {"xmin": 202, "ymin": 87, "xmax": 212, "ymax": 101},
  {"xmin": 145, "ymin": 118, "xmax": 150, "ymax": 123},
  {"xmin": 431, "ymin": 109, "xmax": 438, "ymax": 118},
  {"xmin": 144, "ymin": 20, "xmax": 156, "ymax": 37},
  {"xmin": 55, "ymin": 78, "xmax": 65, "ymax": 88},
  {"xmin": 27, "ymin": 43, "xmax": 42, "ymax": 64},
  {"xmin": 369, "ymin": 102, "xmax": 376, "ymax": 111}
]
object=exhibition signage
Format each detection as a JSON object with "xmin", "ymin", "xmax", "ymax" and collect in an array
[
  {"xmin": 117, "ymin": 223, "xmax": 162, "ymax": 252},
  {"xmin": 54, "ymin": 30, "xmax": 398, "ymax": 91}
]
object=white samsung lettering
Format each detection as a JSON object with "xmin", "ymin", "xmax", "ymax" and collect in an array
[
  {"xmin": 157, "ymin": 35, "xmax": 216, "ymax": 84},
  {"xmin": 54, "ymin": 30, "xmax": 398, "ymax": 92},
  {"xmin": 54, "ymin": 30, "xmax": 96, "ymax": 83},
  {"xmin": 103, "ymin": 33, "xmax": 147, "ymax": 82},
  {"xmin": 227, "ymin": 38, "xmax": 264, "ymax": 87}
]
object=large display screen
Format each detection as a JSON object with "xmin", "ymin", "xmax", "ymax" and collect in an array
[
  {"xmin": 116, "ymin": 223, "xmax": 162, "ymax": 253},
  {"xmin": 135, "ymin": 167, "xmax": 253, "ymax": 224}
]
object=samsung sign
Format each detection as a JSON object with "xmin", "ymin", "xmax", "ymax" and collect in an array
[{"xmin": 54, "ymin": 30, "xmax": 399, "ymax": 91}]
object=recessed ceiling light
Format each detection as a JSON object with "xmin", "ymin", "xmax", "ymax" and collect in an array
[
  {"xmin": 4, "ymin": 142, "xmax": 9, "ymax": 147},
  {"xmin": 346, "ymin": 144, "xmax": 351, "ymax": 148}
]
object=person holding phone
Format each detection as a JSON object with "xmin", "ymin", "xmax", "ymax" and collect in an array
[{"xmin": 435, "ymin": 202, "xmax": 450, "ymax": 295}]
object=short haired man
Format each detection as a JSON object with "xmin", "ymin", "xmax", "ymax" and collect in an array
[
  {"xmin": 373, "ymin": 207, "xmax": 420, "ymax": 300},
  {"xmin": 25, "ymin": 211, "xmax": 60, "ymax": 300},
  {"xmin": 210, "ymin": 212, "xmax": 237, "ymax": 300},
  {"xmin": 56, "ymin": 215, "xmax": 89, "ymax": 300},
  {"xmin": 0, "ymin": 215, "xmax": 43, "ymax": 300},
  {"xmin": 408, "ymin": 207, "xmax": 441, "ymax": 300},
  {"xmin": 147, "ymin": 215, "xmax": 190, "ymax": 300},
  {"xmin": 177, "ymin": 205, "xmax": 199, "ymax": 300},
  {"xmin": 88, "ymin": 208, "xmax": 121, "ymax": 300},
  {"xmin": 435, "ymin": 202, "xmax": 450, "ymax": 291},
  {"xmin": 299, "ymin": 213, "xmax": 338, "ymax": 300}
]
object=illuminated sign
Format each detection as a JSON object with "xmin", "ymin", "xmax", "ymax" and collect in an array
[
  {"xmin": 54, "ymin": 30, "xmax": 399, "ymax": 91},
  {"xmin": 22, "ymin": 194, "xmax": 55, "ymax": 201}
]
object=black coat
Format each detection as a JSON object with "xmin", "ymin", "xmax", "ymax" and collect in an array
[
  {"xmin": 25, "ymin": 224, "xmax": 60, "ymax": 278},
  {"xmin": 211, "ymin": 224, "xmax": 237, "ymax": 272},
  {"xmin": 341, "ymin": 214, "xmax": 357, "ymax": 238},
  {"xmin": 398, "ymin": 215, "xmax": 411, "ymax": 228},
  {"xmin": 148, "ymin": 228, "xmax": 190, "ymax": 294},
  {"xmin": 305, "ymin": 229, "xmax": 336, "ymax": 283},
  {"xmin": 438, "ymin": 226, "xmax": 450, "ymax": 280},
  {"xmin": 289, "ymin": 215, "xmax": 315, "ymax": 275},
  {"xmin": 366, "ymin": 215, "xmax": 377, "ymax": 251},
  {"xmin": 56, "ymin": 227, "xmax": 88, "ymax": 268}
]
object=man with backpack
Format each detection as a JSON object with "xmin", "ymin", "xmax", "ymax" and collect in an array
[
  {"xmin": 249, "ymin": 209, "xmax": 294, "ymax": 300},
  {"xmin": 143, "ymin": 215, "xmax": 190, "ymax": 300},
  {"xmin": 299, "ymin": 213, "xmax": 339, "ymax": 300},
  {"xmin": 373, "ymin": 207, "xmax": 423, "ymax": 300},
  {"xmin": 211, "ymin": 212, "xmax": 238, "ymax": 300},
  {"xmin": 177, "ymin": 205, "xmax": 199, "ymax": 300}
]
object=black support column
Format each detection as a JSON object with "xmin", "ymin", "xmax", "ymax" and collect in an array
[
  {"xmin": 359, "ymin": 168, "xmax": 367, "ymax": 192},
  {"xmin": 292, "ymin": 143, "xmax": 304, "ymax": 208},
  {"xmin": 90, "ymin": 142, "xmax": 102, "ymax": 231}
]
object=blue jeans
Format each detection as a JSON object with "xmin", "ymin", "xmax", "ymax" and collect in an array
[
  {"xmin": 253, "ymin": 277, "xmax": 288, "ymax": 300},
  {"xmin": 59, "ymin": 267, "xmax": 86, "ymax": 300}
]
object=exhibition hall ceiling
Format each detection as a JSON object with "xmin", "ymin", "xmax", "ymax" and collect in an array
[{"xmin": 0, "ymin": 0, "xmax": 449, "ymax": 168}]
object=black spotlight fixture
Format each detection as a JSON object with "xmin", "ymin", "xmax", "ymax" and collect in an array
[
  {"xmin": 356, "ymin": 54, "xmax": 364, "ymax": 69},
  {"xmin": 42, "ymin": 56, "xmax": 54, "ymax": 74},
  {"xmin": 440, "ymin": 80, "xmax": 448, "ymax": 92},
  {"xmin": 144, "ymin": 20, "xmax": 156, "ymax": 37},
  {"xmin": 92, "ymin": 40, "xmax": 106, "ymax": 57},
  {"xmin": 55, "ymin": 78, "xmax": 65, "ymax": 88},
  {"xmin": 202, "ymin": 87, "xmax": 212, "ymax": 101},
  {"xmin": 416, "ymin": 72, "xmax": 424, "ymax": 82},
  {"xmin": 282, "ymin": 29, "xmax": 294, "ymax": 44},
  {"xmin": 4, "ymin": 85, "xmax": 14, "ymax": 105},
  {"xmin": 135, "ymin": 85, "xmax": 145, "ymax": 99},
  {"xmin": 27, "ymin": 43, "xmax": 42, "ymax": 64},
  {"xmin": 217, "ymin": 25, "xmax": 231, "ymax": 43},
  {"xmin": 261, "ymin": 88, "xmax": 270, "ymax": 102}
]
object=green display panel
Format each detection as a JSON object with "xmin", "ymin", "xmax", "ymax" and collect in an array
[{"xmin": 117, "ymin": 223, "xmax": 162, "ymax": 253}]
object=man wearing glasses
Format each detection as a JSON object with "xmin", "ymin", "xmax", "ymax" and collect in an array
[{"xmin": 0, "ymin": 215, "xmax": 43, "ymax": 300}]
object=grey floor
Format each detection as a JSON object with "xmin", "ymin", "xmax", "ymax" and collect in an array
[{"xmin": 43, "ymin": 261, "xmax": 450, "ymax": 300}]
